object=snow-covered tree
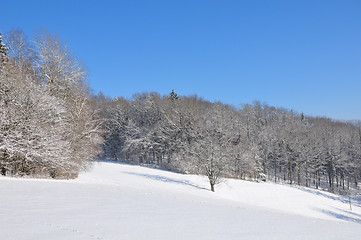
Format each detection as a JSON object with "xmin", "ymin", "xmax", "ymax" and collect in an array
[
  {"xmin": 1, "ymin": 30, "xmax": 103, "ymax": 178},
  {"xmin": 99, "ymin": 95, "xmax": 129, "ymax": 160},
  {"xmin": 0, "ymin": 64, "xmax": 73, "ymax": 177},
  {"xmin": 189, "ymin": 102, "xmax": 234, "ymax": 191},
  {"xmin": 5, "ymin": 29, "xmax": 34, "ymax": 75},
  {"xmin": 0, "ymin": 33, "xmax": 9, "ymax": 68},
  {"xmin": 33, "ymin": 30, "xmax": 87, "ymax": 99},
  {"xmin": 33, "ymin": 30, "xmax": 103, "ymax": 171}
]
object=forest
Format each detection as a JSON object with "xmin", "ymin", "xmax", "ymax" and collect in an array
[
  {"xmin": 98, "ymin": 91, "xmax": 361, "ymax": 193},
  {"xmin": 1, "ymin": 31, "xmax": 360, "ymax": 193}
]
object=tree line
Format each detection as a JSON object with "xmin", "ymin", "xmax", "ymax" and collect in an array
[
  {"xmin": 97, "ymin": 91, "xmax": 361, "ymax": 192},
  {"xmin": 1, "ymin": 30, "xmax": 360, "ymax": 193},
  {"xmin": 0, "ymin": 30, "xmax": 103, "ymax": 178}
]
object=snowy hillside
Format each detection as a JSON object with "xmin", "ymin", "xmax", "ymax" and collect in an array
[{"xmin": 1, "ymin": 161, "xmax": 361, "ymax": 240}]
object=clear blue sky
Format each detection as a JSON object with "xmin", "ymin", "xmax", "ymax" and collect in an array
[{"xmin": 2, "ymin": 0, "xmax": 361, "ymax": 120}]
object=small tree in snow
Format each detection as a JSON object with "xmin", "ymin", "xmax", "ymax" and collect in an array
[{"xmin": 191, "ymin": 102, "xmax": 232, "ymax": 192}]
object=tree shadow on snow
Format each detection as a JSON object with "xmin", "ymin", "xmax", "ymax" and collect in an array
[
  {"xmin": 330, "ymin": 206, "xmax": 361, "ymax": 219},
  {"xmin": 314, "ymin": 208, "xmax": 361, "ymax": 224},
  {"xmin": 290, "ymin": 186, "xmax": 361, "ymax": 208},
  {"xmin": 123, "ymin": 171, "xmax": 209, "ymax": 191}
]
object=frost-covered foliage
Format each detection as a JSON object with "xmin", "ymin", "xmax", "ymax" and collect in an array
[
  {"xmin": 100, "ymin": 92, "xmax": 361, "ymax": 193},
  {"xmin": 0, "ymin": 69, "xmax": 71, "ymax": 177},
  {"xmin": 0, "ymin": 33, "xmax": 8, "ymax": 57},
  {"xmin": 0, "ymin": 33, "xmax": 9, "ymax": 68},
  {"xmin": 0, "ymin": 30, "xmax": 103, "ymax": 179}
]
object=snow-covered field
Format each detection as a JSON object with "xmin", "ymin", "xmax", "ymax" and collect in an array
[{"xmin": 1, "ymin": 161, "xmax": 361, "ymax": 240}]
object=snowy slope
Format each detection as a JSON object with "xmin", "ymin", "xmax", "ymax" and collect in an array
[{"xmin": 1, "ymin": 161, "xmax": 361, "ymax": 240}]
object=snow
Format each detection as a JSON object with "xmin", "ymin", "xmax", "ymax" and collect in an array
[{"xmin": 1, "ymin": 160, "xmax": 361, "ymax": 240}]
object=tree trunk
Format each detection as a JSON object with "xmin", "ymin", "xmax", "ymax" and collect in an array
[
  {"xmin": 168, "ymin": 151, "xmax": 172, "ymax": 164},
  {"xmin": 288, "ymin": 163, "xmax": 292, "ymax": 184},
  {"xmin": 1, "ymin": 167, "xmax": 6, "ymax": 176},
  {"xmin": 210, "ymin": 182, "xmax": 215, "ymax": 192},
  {"xmin": 336, "ymin": 174, "xmax": 339, "ymax": 188},
  {"xmin": 297, "ymin": 166, "xmax": 301, "ymax": 186},
  {"xmin": 283, "ymin": 167, "xmax": 286, "ymax": 181},
  {"xmin": 327, "ymin": 161, "xmax": 334, "ymax": 191},
  {"xmin": 328, "ymin": 172, "xmax": 334, "ymax": 192},
  {"xmin": 318, "ymin": 173, "xmax": 321, "ymax": 189},
  {"xmin": 355, "ymin": 172, "xmax": 358, "ymax": 187},
  {"xmin": 274, "ymin": 166, "xmax": 277, "ymax": 183}
]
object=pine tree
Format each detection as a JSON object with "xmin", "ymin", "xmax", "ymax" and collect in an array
[{"xmin": 170, "ymin": 89, "xmax": 179, "ymax": 100}]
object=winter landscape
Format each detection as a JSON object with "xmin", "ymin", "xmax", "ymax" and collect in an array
[
  {"xmin": 1, "ymin": 1, "xmax": 361, "ymax": 239},
  {"xmin": 1, "ymin": 160, "xmax": 361, "ymax": 240}
]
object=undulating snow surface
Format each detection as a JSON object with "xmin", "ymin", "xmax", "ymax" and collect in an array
[{"xmin": 1, "ymin": 161, "xmax": 361, "ymax": 240}]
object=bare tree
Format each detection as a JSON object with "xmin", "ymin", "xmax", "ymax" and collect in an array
[
  {"xmin": 33, "ymin": 30, "xmax": 103, "ymax": 175},
  {"xmin": 190, "ymin": 102, "xmax": 233, "ymax": 191},
  {"xmin": 33, "ymin": 30, "xmax": 87, "ymax": 99},
  {"xmin": 5, "ymin": 29, "xmax": 35, "ymax": 76}
]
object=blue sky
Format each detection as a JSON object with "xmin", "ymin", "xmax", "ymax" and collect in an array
[{"xmin": 1, "ymin": 0, "xmax": 361, "ymax": 120}]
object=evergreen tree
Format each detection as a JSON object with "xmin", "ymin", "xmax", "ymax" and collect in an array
[{"xmin": 170, "ymin": 89, "xmax": 179, "ymax": 100}]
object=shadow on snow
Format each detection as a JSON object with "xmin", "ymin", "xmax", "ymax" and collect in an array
[
  {"xmin": 314, "ymin": 208, "xmax": 361, "ymax": 224},
  {"xmin": 123, "ymin": 171, "xmax": 209, "ymax": 191},
  {"xmin": 289, "ymin": 185, "xmax": 361, "ymax": 208}
]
